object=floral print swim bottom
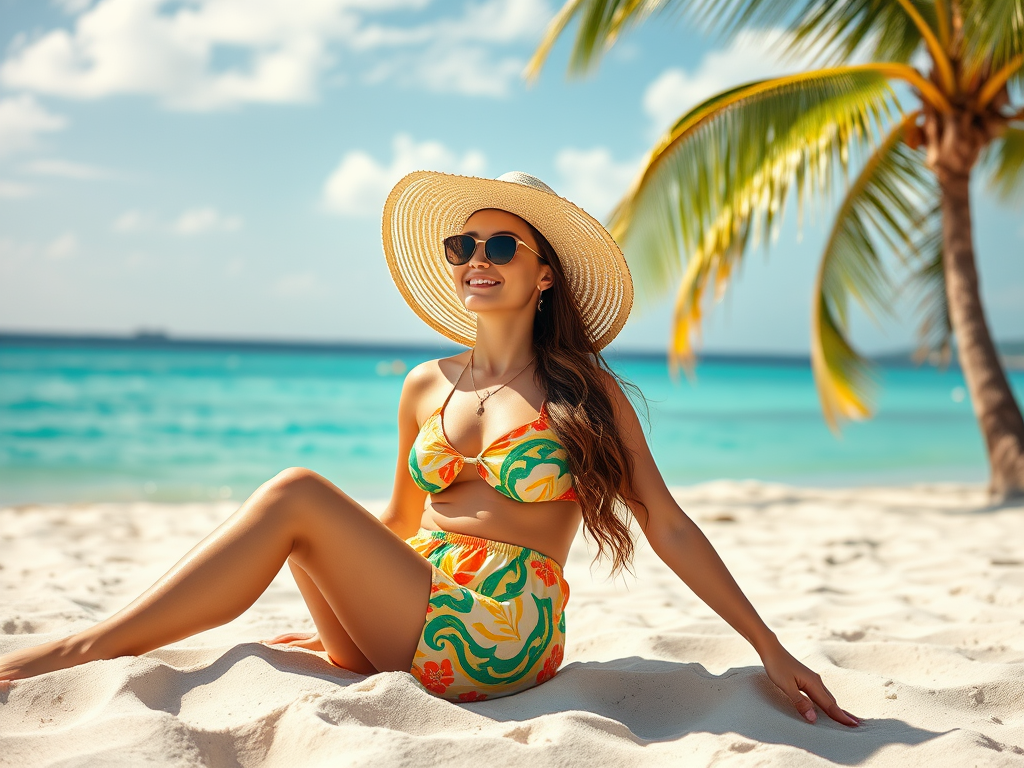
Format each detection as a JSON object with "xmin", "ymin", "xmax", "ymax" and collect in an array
[{"xmin": 404, "ymin": 527, "xmax": 569, "ymax": 702}]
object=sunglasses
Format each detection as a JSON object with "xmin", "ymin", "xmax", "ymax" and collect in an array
[{"xmin": 443, "ymin": 234, "xmax": 545, "ymax": 266}]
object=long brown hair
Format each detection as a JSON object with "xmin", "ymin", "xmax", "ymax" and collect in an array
[{"xmin": 526, "ymin": 221, "xmax": 649, "ymax": 577}]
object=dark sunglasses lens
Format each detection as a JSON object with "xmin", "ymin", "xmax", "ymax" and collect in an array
[
  {"xmin": 485, "ymin": 235, "xmax": 518, "ymax": 264},
  {"xmin": 444, "ymin": 235, "xmax": 476, "ymax": 265}
]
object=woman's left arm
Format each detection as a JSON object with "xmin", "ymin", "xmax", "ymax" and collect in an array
[{"xmin": 605, "ymin": 374, "xmax": 860, "ymax": 728}]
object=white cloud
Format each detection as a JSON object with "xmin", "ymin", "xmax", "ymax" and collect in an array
[
  {"xmin": 173, "ymin": 207, "xmax": 243, "ymax": 235},
  {"xmin": 0, "ymin": 178, "xmax": 36, "ymax": 198},
  {"xmin": 359, "ymin": 0, "xmax": 550, "ymax": 96},
  {"xmin": 44, "ymin": 232, "xmax": 78, "ymax": 260},
  {"xmin": 354, "ymin": 0, "xmax": 548, "ymax": 49},
  {"xmin": 23, "ymin": 158, "xmax": 110, "ymax": 179},
  {"xmin": 1, "ymin": 0, "xmax": 552, "ymax": 109},
  {"xmin": 459, "ymin": 0, "xmax": 551, "ymax": 42},
  {"xmin": 643, "ymin": 29, "xmax": 824, "ymax": 136},
  {"xmin": 554, "ymin": 147, "xmax": 640, "ymax": 221},
  {"xmin": 111, "ymin": 207, "xmax": 242, "ymax": 234},
  {"xmin": 415, "ymin": 47, "xmax": 525, "ymax": 98},
  {"xmin": 1, "ymin": 0, "xmax": 346, "ymax": 110},
  {"xmin": 323, "ymin": 134, "xmax": 486, "ymax": 216},
  {"xmin": 112, "ymin": 209, "xmax": 153, "ymax": 232},
  {"xmin": 0, "ymin": 94, "xmax": 66, "ymax": 156}
]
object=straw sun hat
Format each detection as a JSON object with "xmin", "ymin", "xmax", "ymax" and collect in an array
[{"xmin": 381, "ymin": 170, "xmax": 633, "ymax": 351}]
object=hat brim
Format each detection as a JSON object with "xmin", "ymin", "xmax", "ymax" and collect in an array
[{"xmin": 381, "ymin": 170, "xmax": 633, "ymax": 351}]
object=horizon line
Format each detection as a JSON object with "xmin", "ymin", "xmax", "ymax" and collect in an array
[{"xmin": 1, "ymin": 328, "xmax": 996, "ymax": 370}]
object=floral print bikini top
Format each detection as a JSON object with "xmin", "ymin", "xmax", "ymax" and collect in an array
[{"xmin": 408, "ymin": 362, "xmax": 578, "ymax": 504}]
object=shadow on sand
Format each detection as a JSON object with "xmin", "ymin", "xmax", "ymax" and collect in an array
[
  {"xmin": 467, "ymin": 656, "xmax": 946, "ymax": 765},
  {"xmin": 170, "ymin": 645, "xmax": 949, "ymax": 765}
]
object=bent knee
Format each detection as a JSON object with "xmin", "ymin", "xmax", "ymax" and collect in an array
[
  {"xmin": 274, "ymin": 466, "xmax": 324, "ymax": 485},
  {"xmin": 264, "ymin": 467, "xmax": 331, "ymax": 500}
]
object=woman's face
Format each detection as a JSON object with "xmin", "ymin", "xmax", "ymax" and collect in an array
[{"xmin": 451, "ymin": 209, "xmax": 554, "ymax": 315}]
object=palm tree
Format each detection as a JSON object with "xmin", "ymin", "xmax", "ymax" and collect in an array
[{"xmin": 527, "ymin": 0, "xmax": 1024, "ymax": 501}]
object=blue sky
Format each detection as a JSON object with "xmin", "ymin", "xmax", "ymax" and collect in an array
[{"xmin": 0, "ymin": 0, "xmax": 1020, "ymax": 355}]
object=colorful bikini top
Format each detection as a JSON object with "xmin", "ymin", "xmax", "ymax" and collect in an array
[{"xmin": 408, "ymin": 362, "xmax": 578, "ymax": 504}]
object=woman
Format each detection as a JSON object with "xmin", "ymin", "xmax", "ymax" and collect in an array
[{"xmin": 0, "ymin": 171, "xmax": 859, "ymax": 726}]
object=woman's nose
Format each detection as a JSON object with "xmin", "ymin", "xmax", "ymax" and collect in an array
[{"xmin": 468, "ymin": 245, "xmax": 490, "ymax": 267}]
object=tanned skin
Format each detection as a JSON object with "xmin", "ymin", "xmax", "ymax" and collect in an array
[{"xmin": 0, "ymin": 209, "xmax": 859, "ymax": 728}]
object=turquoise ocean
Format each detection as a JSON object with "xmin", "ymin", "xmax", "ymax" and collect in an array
[{"xmin": 2, "ymin": 340, "xmax": 1021, "ymax": 505}]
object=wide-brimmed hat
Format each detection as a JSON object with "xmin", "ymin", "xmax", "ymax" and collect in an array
[{"xmin": 381, "ymin": 170, "xmax": 633, "ymax": 350}]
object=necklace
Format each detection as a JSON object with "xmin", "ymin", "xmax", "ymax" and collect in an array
[{"xmin": 469, "ymin": 349, "xmax": 535, "ymax": 416}]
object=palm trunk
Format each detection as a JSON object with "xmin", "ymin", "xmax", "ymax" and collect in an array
[{"xmin": 937, "ymin": 159, "xmax": 1024, "ymax": 501}]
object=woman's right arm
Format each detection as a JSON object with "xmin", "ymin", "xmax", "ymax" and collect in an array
[{"xmin": 377, "ymin": 361, "xmax": 433, "ymax": 540}]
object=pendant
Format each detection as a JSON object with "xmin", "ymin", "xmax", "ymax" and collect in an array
[{"xmin": 476, "ymin": 404, "xmax": 486, "ymax": 416}]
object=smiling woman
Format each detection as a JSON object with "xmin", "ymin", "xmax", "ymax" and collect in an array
[{"xmin": 0, "ymin": 170, "xmax": 859, "ymax": 725}]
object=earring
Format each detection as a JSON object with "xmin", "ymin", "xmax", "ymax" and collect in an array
[{"xmin": 537, "ymin": 287, "xmax": 544, "ymax": 312}]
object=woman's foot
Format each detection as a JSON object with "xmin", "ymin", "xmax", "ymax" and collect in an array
[{"xmin": 0, "ymin": 635, "xmax": 102, "ymax": 689}]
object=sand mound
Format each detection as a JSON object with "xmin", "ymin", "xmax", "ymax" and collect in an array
[{"xmin": 2, "ymin": 482, "xmax": 1022, "ymax": 766}]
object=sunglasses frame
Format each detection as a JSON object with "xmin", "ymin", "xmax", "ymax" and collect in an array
[{"xmin": 443, "ymin": 233, "xmax": 546, "ymax": 266}]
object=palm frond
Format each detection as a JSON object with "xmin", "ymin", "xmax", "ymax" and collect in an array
[
  {"xmin": 961, "ymin": 0, "xmax": 1024, "ymax": 86},
  {"xmin": 720, "ymin": 0, "xmax": 955, "ymax": 92},
  {"xmin": 784, "ymin": 0, "xmax": 943, "ymax": 72},
  {"xmin": 933, "ymin": 0, "xmax": 951, "ymax": 48},
  {"xmin": 981, "ymin": 127, "xmax": 1024, "ymax": 200},
  {"xmin": 526, "ymin": 0, "xmax": 663, "ymax": 79},
  {"xmin": 528, "ymin": 0, "xmax": 953, "ymax": 90},
  {"xmin": 902, "ymin": 211, "xmax": 950, "ymax": 367},
  {"xmin": 611, "ymin": 67, "xmax": 899, "ymax": 313},
  {"xmin": 665, "ymin": 205, "xmax": 752, "ymax": 374},
  {"xmin": 977, "ymin": 56, "xmax": 1024, "ymax": 110},
  {"xmin": 618, "ymin": 79, "xmax": 770, "ymax": 303},
  {"xmin": 810, "ymin": 113, "xmax": 934, "ymax": 431}
]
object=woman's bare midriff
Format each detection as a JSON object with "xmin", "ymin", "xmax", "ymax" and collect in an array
[{"xmin": 418, "ymin": 474, "xmax": 581, "ymax": 569}]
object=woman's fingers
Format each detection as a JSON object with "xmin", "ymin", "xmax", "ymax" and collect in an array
[
  {"xmin": 801, "ymin": 676, "xmax": 860, "ymax": 727},
  {"xmin": 782, "ymin": 682, "xmax": 819, "ymax": 723},
  {"xmin": 779, "ymin": 674, "xmax": 860, "ymax": 726},
  {"xmin": 261, "ymin": 631, "xmax": 315, "ymax": 646},
  {"xmin": 260, "ymin": 631, "xmax": 326, "ymax": 653},
  {"xmin": 760, "ymin": 645, "xmax": 861, "ymax": 727},
  {"xmin": 259, "ymin": 634, "xmax": 291, "ymax": 645}
]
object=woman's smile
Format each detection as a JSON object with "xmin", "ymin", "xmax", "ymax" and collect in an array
[{"xmin": 466, "ymin": 275, "xmax": 502, "ymax": 288}]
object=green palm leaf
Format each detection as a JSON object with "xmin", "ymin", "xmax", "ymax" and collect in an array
[
  {"xmin": 811, "ymin": 113, "xmax": 935, "ymax": 430},
  {"xmin": 611, "ymin": 67, "xmax": 899, "ymax": 337},
  {"xmin": 902, "ymin": 211, "xmax": 950, "ymax": 366},
  {"xmin": 719, "ymin": 0, "xmax": 937, "ymax": 66},
  {"xmin": 528, "ymin": 0, "xmax": 952, "ymax": 92},
  {"xmin": 526, "ymin": 0, "xmax": 660, "ymax": 80},
  {"xmin": 961, "ymin": 0, "xmax": 1024, "ymax": 88}
]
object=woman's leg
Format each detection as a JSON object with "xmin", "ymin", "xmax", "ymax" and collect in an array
[
  {"xmin": 286, "ymin": 560, "xmax": 377, "ymax": 675},
  {"xmin": 0, "ymin": 467, "xmax": 431, "ymax": 684}
]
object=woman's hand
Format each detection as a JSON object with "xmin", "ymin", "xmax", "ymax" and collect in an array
[
  {"xmin": 260, "ymin": 631, "xmax": 324, "ymax": 652},
  {"xmin": 758, "ymin": 641, "xmax": 861, "ymax": 727}
]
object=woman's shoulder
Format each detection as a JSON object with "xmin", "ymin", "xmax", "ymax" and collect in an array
[
  {"xmin": 402, "ymin": 351, "xmax": 471, "ymax": 393},
  {"xmin": 589, "ymin": 364, "xmax": 644, "ymax": 420}
]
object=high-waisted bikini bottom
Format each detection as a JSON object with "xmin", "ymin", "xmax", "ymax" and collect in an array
[{"xmin": 404, "ymin": 527, "xmax": 569, "ymax": 702}]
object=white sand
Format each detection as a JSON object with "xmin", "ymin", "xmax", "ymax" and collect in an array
[{"xmin": 1, "ymin": 481, "xmax": 1022, "ymax": 767}]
